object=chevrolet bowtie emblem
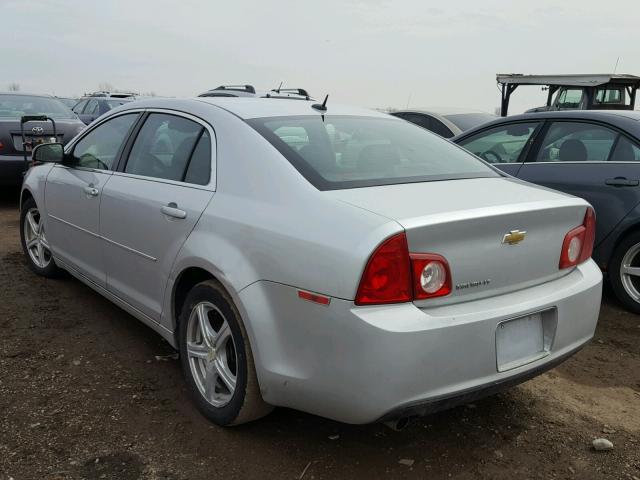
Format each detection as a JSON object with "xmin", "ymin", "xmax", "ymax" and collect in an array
[{"xmin": 502, "ymin": 229, "xmax": 526, "ymax": 245}]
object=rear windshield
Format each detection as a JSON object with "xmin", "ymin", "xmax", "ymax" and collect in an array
[
  {"xmin": 0, "ymin": 94, "xmax": 76, "ymax": 119},
  {"xmin": 106, "ymin": 99, "xmax": 129, "ymax": 109},
  {"xmin": 248, "ymin": 115, "xmax": 498, "ymax": 190},
  {"xmin": 444, "ymin": 113, "xmax": 496, "ymax": 132}
]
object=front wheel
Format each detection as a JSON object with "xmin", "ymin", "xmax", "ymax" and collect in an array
[
  {"xmin": 20, "ymin": 197, "xmax": 62, "ymax": 278},
  {"xmin": 178, "ymin": 280, "xmax": 272, "ymax": 426},
  {"xmin": 609, "ymin": 231, "xmax": 640, "ymax": 314}
]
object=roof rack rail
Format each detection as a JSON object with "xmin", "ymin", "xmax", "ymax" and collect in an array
[
  {"xmin": 270, "ymin": 87, "xmax": 310, "ymax": 97},
  {"xmin": 214, "ymin": 84, "xmax": 256, "ymax": 94},
  {"xmin": 83, "ymin": 91, "xmax": 137, "ymax": 98}
]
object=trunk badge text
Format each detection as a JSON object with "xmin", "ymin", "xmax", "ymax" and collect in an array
[
  {"xmin": 502, "ymin": 229, "xmax": 527, "ymax": 245},
  {"xmin": 456, "ymin": 279, "xmax": 491, "ymax": 291}
]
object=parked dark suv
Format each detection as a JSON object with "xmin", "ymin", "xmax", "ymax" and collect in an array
[{"xmin": 0, "ymin": 92, "xmax": 85, "ymax": 186}]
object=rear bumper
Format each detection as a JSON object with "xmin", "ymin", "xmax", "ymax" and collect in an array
[
  {"xmin": 0, "ymin": 154, "xmax": 27, "ymax": 186},
  {"xmin": 239, "ymin": 260, "xmax": 602, "ymax": 424},
  {"xmin": 377, "ymin": 343, "xmax": 583, "ymax": 422}
]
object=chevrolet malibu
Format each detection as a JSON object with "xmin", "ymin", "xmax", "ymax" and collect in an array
[{"xmin": 20, "ymin": 97, "xmax": 602, "ymax": 426}]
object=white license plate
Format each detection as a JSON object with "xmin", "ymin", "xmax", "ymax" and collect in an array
[{"xmin": 496, "ymin": 312, "xmax": 547, "ymax": 372}]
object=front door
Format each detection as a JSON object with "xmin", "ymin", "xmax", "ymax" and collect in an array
[
  {"xmin": 44, "ymin": 113, "xmax": 139, "ymax": 286},
  {"xmin": 100, "ymin": 112, "xmax": 215, "ymax": 320}
]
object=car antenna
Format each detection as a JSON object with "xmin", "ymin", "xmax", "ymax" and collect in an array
[{"xmin": 312, "ymin": 94, "xmax": 329, "ymax": 112}]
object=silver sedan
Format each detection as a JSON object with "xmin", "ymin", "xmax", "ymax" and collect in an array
[{"xmin": 20, "ymin": 97, "xmax": 602, "ymax": 426}]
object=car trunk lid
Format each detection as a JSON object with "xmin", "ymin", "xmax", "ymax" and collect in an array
[
  {"xmin": 0, "ymin": 118, "xmax": 82, "ymax": 155},
  {"xmin": 328, "ymin": 177, "xmax": 589, "ymax": 304}
]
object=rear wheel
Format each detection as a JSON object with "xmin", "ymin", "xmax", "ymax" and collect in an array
[
  {"xmin": 178, "ymin": 280, "xmax": 272, "ymax": 425},
  {"xmin": 20, "ymin": 197, "xmax": 62, "ymax": 278},
  {"xmin": 609, "ymin": 231, "xmax": 640, "ymax": 314}
]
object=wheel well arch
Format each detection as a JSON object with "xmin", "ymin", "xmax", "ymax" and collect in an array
[
  {"xmin": 606, "ymin": 222, "xmax": 640, "ymax": 268},
  {"xmin": 20, "ymin": 188, "xmax": 34, "ymax": 208},
  {"xmin": 172, "ymin": 266, "xmax": 216, "ymax": 333}
]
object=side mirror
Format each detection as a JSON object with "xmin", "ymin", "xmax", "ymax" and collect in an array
[{"xmin": 32, "ymin": 142, "xmax": 64, "ymax": 163}]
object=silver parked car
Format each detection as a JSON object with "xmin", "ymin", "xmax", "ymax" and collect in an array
[{"xmin": 20, "ymin": 97, "xmax": 602, "ymax": 426}]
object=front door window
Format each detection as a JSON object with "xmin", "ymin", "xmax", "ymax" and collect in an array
[{"xmin": 71, "ymin": 114, "xmax": 138, "ymax": 169}]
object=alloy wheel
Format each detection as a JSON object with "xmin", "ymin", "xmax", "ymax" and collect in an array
[
  {"xmin": 23, "ymin": 207, "xmax": 51, "ymax": 269},
  {"xmin": 620, "ymin": 242, "xmax": 640, "ymax": 304},
  {"xmin": 186, "ymin": 301, "xmax": 238, "ymax": 407}
]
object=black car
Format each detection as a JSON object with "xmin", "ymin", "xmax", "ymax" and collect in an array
[
  {"xmin": 391, "ymin": 109, "xmax": 497, "ymax": 138},
  {"xmin": 72, "ymin": 96, "xmax": 134, "ymax": 125},
  {"xmin": 0, "ymin": 93, "xmax": 85, "ymax": 186},
  {"xmin": 453, "ymin": 110, "xmax": 640, "ymax": 312}
]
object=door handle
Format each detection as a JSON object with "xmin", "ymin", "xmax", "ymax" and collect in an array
[
  {"xmin": 161, "ymin": 203, "xmax": 187, "ymax": 219},
  {"xmin": 83, "ymin": 185, "xmax": 99, "ymax": 197},
  {"xmin": 605, "ymin": 177, "xmax": 639, "ymax": 187}
]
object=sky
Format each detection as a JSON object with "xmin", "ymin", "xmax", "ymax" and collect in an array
[{"xmin": 2, "ymin": 0, "xmax": 639, "ymax": 115}]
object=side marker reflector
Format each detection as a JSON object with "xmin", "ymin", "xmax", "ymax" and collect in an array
[{"xmin": 298, "ymin": 290, "xmax": 331, "ymax": 306}]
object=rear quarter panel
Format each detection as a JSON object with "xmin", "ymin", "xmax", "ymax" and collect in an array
[{"xmin": 162, "ymin": 105, "xmax": 400, "ymax": 332}]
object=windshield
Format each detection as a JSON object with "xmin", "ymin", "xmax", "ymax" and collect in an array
[
  {"xmin": 444, "ymin": 113, "xmax": 496, "ymax": 132},
  {"xmin": 0, "ymin": 94, "xmax": 76, "ymax": 119},
  {"xmin": 248, "ymin": 115, "xmax": 498, "ymax": 190}
]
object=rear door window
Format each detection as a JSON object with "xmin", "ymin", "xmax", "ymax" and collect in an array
[
  {"xmin": 458, "ymin": 122, "xmax": 540, "ymax": 164},
  {"xmin": 124, "ymin": 113, "xmax": 211, "ymax": 184},
  {"xmin": 609, "ymin": 136, "xmax": 640, "ymax": 162},
  {"xmin": 535, "ymin": 122, "xmax": 617, "ymax": 162}
]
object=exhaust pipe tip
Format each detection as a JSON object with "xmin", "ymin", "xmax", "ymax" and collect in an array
[{"xmin": 383, "ymin": 417, "xmax": 410, "ymax": 431}]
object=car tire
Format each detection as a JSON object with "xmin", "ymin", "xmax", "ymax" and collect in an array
[
  {"xmin": 178, "ymin": 279, "xmax": 273, "ymax": 426},
  {"xmin": 609, "ymin": 230, "xmax": 640, "ymax": 314},
  {"xmin": 20, "ymin": 197, "xmax": 62, "ymax": 278}
]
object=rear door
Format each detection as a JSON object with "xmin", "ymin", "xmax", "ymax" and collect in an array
[
  {"xmin": 456, "ymin": 121, "xmax": 542, "ymax": 177},
  {"xmin": 45, "ymin": 112, "xmax": 140, "ymax": 285},
  {"xmin": 100, "ymin": 111, "xmax": 215, "ymax": 320},
  {"xmin": 516, "ymin": 120, "xmax": 640, "ymax": 246}
]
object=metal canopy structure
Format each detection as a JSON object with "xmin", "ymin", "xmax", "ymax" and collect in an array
[{"xmin": 496, "ymin": 73, "xmax": 640, "ymax": 116}]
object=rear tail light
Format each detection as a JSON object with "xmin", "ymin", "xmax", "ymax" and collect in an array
[
  {"xmin": 559, "ymin": 207, "xmax": 596, "ymax": 269},
  {"xmin": 410, "ymin": 254, "xmax": 452, "ymax": 300},
  {"xmin": 355, "ymin": 233, "xmax": 451, "ymax": 305},
  {"xmin": 355, "ymin": 233, "xmax": 412, "ymax": 305}
]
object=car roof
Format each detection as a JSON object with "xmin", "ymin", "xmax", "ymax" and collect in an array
[
  {"xmin": 494, "ymin": 110, "xmax": 640, "ymax": 123},
  {"xmin": 395, "ymin": 108, "xmax": 494, "ymax": 117},
  {"xmin": 198, "ymin": 97, "xmax": 390, "ymax": 119},
  {"xmin": 114, "ymin": 97, "xmax": 390, "ymax": 120},
  {"xmin": 453, "ymin": 109, "xmax": 640, "ymax": 140}
]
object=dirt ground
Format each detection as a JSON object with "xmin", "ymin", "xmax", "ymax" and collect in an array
[{"xmin": 0, "ymin": 189, "xmax": 638, "ymax": 480}]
